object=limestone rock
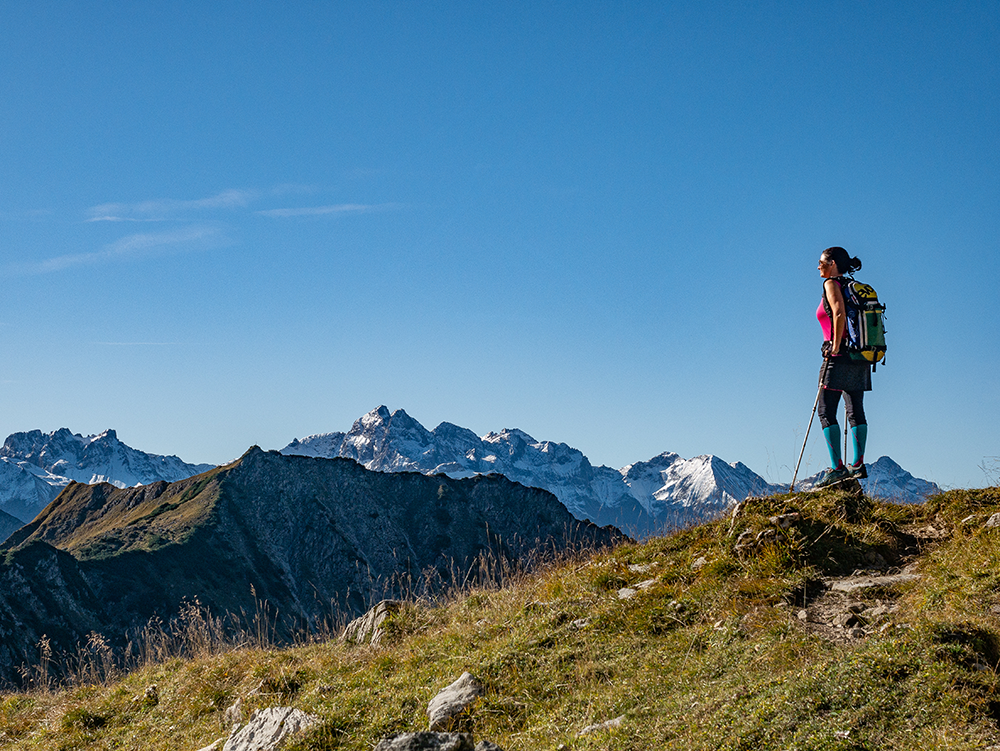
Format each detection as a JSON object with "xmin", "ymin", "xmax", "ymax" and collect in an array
[
  {"xmin": 427, "ymin": 673, "xmax": 484, "ymax": 731},
  {"xmin": 221, "ymin": 707, "xmax": 320, "ymax": 751},
  {"xmin": 342, "ymin": 600, "xmax": 403, "ymax": 647}
]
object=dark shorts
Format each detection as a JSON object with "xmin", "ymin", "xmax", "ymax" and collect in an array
[{"xmin": 820, "ymin": 355, "xmax": 872, "ymax": 392}]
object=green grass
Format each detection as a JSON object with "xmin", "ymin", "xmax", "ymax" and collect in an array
[{"xmin": 4, "ymin": 487, "xmax": 1000, "ymax": 749}]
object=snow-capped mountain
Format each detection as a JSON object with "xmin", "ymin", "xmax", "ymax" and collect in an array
[
  {"xmin": 282, "ymin": 406, "xmax": 786, "ymax": 535},
  {"xmin": 282, "ymin": 406, "xmax": 942, "ymax": 536},
  {"xmin": 0, "ymin": 428, "xmax": 214, "ymax": 524}
]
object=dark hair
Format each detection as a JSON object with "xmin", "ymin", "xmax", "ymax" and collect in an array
[{"xmin": 821, "ymin": 246, "xmax": 862, "ymax": 275}]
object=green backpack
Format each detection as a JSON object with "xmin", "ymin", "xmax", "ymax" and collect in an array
[{"xmin": 840, "ymin": 277, "xmax": 887, "ymax": 370}]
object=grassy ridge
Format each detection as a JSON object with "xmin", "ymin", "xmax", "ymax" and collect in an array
[{"xmin": 3, "ymin": 486, "xmax": 1000, "ymax": 750}]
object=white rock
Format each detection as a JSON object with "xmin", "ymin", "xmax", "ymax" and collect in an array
[
  {"xmin": 427, "ymin": 673, "xmax": 484, "ymax": 731},
  {"xmin": 342, "ymin": 600, "xmax": 403, "ymax": 646},
  {"xmin": 222, "ymin": 707, "xmax": 321, "ymax": 751}
]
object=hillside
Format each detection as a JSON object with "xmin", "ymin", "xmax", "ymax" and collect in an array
[
  {"xmin": 0, "ymin": 448, "xmax": 619, "ymax": 686},
  {"xmin": 2, "ymin": 485, "xmax": 1000, "ymax": 749}
]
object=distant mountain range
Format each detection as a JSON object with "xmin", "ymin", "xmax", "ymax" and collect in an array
[
  {"xmin": 0, "ymin": 409, "xmax": 942, "ymax": 539},
  {"xmin": 0, "ymin": 448, "xmax": 619, "ymax": 685},
  {"xmin": 0, "ymin": 428, "xmax": 214, "ymax": 524},
  {"xmin": 281, "ymin": 406, "xmax": 942, "ymax": 536}
]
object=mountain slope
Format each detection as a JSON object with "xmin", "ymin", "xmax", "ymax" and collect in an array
[
  {"xmin": 0, "ymin": 428, "xmax": 214, "ymax": 524},
  {"xmin": 0, "ymin": 448, "xmax": 621, "ymax": 685}
]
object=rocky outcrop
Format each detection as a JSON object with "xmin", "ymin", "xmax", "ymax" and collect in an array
[
  {"xmin": 427, "ymin": 672, "xmax": 484, "ymax": 731},
  {"xmin": 195, "ymin": 706, "xmax": 321, "ymax": 751},
  {"xmin": 341, "ymin": 600, "xmax": 403, "ymax": 646}
]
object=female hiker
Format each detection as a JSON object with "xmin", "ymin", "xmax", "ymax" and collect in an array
[{"xmin": 814, "ymin": 246, "xmax": 871, "ymax": 488}]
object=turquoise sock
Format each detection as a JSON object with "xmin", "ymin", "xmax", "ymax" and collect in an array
[
  {"xmin": 850, "ymin": 424, "xmax": 868, "ymax": 467},
  {"xmin": 822, "ymin": 425, "xmax": 843, "ymax": 469}
]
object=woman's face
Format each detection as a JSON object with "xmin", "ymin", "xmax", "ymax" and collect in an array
[{"xmin": 818, "ymin": 255, "xmax": 838, "ymax": 278}]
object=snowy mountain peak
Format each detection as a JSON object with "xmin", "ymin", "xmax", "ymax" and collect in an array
[{"xmin": 0, "ymin": 428, "xmax": 214, "ymax": 526}]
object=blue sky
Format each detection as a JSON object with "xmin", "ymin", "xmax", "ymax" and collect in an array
[{"xmin": 1, "ymin": 1, "xmax": 997, "ymax": 490}]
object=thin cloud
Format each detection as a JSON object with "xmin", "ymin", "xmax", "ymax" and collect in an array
[
  {"xmin": 256, "ymin": 202, "xmax": 400, "ymax": 218},
  {"xmin": 3, "ymin": 225, "xmax": 224, "ymax": 277},
  {"xmin": 86, "ymin": 189, "xmax": 257, "ymax": 222}
]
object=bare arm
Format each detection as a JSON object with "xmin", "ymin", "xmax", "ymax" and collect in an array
[{"xmin": 824, "ymin": 278, "xmax": 846, "ymax": 355}]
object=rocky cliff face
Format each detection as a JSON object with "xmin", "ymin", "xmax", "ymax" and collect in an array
[{"xmin": 0, "ymin": 449, "xmax": 621, "ymax": 685}]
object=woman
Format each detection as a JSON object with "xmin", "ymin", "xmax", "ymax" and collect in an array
[{"xmin": 814, "ymin": 246, "xmax": 871, "ymax": 488}]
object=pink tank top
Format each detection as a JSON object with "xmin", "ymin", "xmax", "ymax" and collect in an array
[{"xmin": 817, "ymin": 300, "xmax": 832, "ymax": 340}]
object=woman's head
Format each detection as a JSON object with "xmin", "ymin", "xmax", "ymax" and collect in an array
[{"xmin": 819, "ymin": 246, "xmax": 862, "ymax": 276}]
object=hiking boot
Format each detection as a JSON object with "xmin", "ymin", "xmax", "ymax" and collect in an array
[
  {"xmin": 848, "ymin": 462, "xmax": 867, "ymax": 480},
  {"xmin": 815, "ymin": 466, "xmax": 851, "ymax": 489}
]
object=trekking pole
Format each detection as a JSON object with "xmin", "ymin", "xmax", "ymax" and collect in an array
[
  {"xmin": 843, "ymin": 398, "xmax": 849, "ymax": 465},
  {"xmin": 790, "ymin": 385, "xmax": 822, "ymax": 492},
  {"xmin": 791, "ymin": 358, "xmax": 830, "ymax": 492}
]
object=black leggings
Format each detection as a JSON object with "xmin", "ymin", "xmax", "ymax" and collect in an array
[{"xmin": 818, "ymin": 388, "xmax": 866, "ymax": 429}]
